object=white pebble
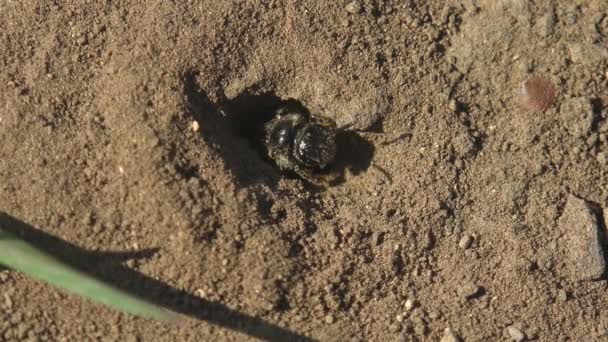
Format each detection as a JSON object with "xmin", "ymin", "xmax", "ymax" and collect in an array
[
  {"xmin": 405, "ymin": 298, "xmax": 415, "ymax": 311},
  {"xmin": 507, "ymin": 325, "xmax": 525, "ymax": 342},
  {"xmin": 191, "ymin": 120, "xmax": 200, "ymax": 132}
]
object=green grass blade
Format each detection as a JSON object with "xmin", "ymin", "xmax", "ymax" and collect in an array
[{"xmin": 0, "ymin": 227, "xmax": 177, "ymax": 321}]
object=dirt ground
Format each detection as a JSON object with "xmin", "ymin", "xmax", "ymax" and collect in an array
[{"xmin": 1, "ymin": 0, "xmax": 608, "ymax": 341}]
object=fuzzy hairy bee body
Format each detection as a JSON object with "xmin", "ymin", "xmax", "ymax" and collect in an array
[{"xmin": 263, "ymin": 108, "xmax": 337, "ymax": 180}]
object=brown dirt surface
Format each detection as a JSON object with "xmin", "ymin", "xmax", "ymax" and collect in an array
[{"xmin": 1, "ymin": 0, "xmax": 608, "ymax": 341}]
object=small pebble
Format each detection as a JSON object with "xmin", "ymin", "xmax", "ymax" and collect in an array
[
  {"xmin": 449, "ymin": 99, "xmax": 460, "ymax": 112},
  {"xmin": 195, "ymin": 289, "xmax": 207, "ymax": 298},
  {"xmin": 557, "ymin": 289, "xmax": 568, "ymax": 302},
  {"xmin": 597, "ymin": 152, "xmax": 606, "ymax": 165},
  {"xmin": 440, "ymin": 328, "xmax": 461, "ymax": 342},
  {"xmin": 325, "ymin": 314, "xmax": 335, "ymax": 324},
  {"xmin": 191, "ymin": 121, "xmax": 200, "ymax": 132},
  {"xmin": 507, "ymin": 325, "xmax": 525, "ymax": 342},
  {"xmin": 405, "ymin": 298, "xmax": 415, "ymax": 311},
  {"xmin": 458, "ymin": 235, "xmax": 473, "ymax": 249},
  {"xmin": 458, "ymin": 283, "xmax": 480, "ymax": 299},
  {"xmin": 345, "ymin": 1, "xmax": 363, "ymax": 14},
  {"xmin": 4, "ymin": 294, "xmax": 13, "ymax": 309}
]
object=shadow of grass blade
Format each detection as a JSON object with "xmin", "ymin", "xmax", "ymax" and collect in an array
[{"xmin": 0, "ymin": 228, "xmax": 177, "ymax": 321}]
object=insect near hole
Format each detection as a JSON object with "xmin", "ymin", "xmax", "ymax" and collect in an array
[{"xmin": 220, "ymin": 93, "xmax": 338, "ymax": 183}]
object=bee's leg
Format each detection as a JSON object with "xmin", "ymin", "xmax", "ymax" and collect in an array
[
  {"xmin": 294, "ymin": 166, "xmax": 339, "ymax": 188},
  {"xmin": 312, "ymin": 115, "xmax": 338, "ymax": 130},
  {"xmin": 275, "ymin": 107, "xmax": 290, "ymax": 117},
  {"xmin": 291, "ymin": 166, "xmax": 320, "ymax": 186}
]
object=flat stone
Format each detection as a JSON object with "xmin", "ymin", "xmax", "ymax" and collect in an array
[{"xmin": 559, "ymin": 195, "xmax": 606, "ymax": 281}]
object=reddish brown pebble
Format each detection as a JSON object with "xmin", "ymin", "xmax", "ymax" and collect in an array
[{"xmin": 519, "ymin": 75, "xmax": 556, "ymax": 112}]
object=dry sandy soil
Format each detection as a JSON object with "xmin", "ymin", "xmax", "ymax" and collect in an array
[{"xmin": 1, "ymin": 0, "xmax": 608, "ymax": 341}]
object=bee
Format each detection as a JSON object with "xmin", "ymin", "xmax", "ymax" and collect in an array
[{"xmin": 263, "ymin": 107, "xmax": 337, "ymax": 182}]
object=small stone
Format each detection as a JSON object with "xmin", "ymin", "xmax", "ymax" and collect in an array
[
  {"xmin": 449, "ymin": 99, "xmax": 460, "ymax": 112},
  {"xmin": 0, "ymin": 271, "xmax": 9, "ymax": 282},
  {"xmin": 441, "ymin": 328, "xmax": 461, "ymax": 342},
  {"xmin": 596, "ymin": 152, "xmax": 606, "ymax": 165},
  {"xmin": 558, "ymin": 194, "xmax": 605, "ymax": 281},
  {"xmin": 4, "ymin": 294, "xmax": 13, "ymax": 309},
  {"xmin": 458, "ymin": 283, "xmax": 480, "ymax": 299},
  {"xmin": 191, "ymin": 121, "xmax": 200, "ymax": 132},
  {"xmin": 325, "ymin": 314, "xmax": 335, "ymax": 324},
  {"xmin": 458, "ymin": 235, "xmax": 473, "ymax": 249},
  {"xmin": 345, "ymin": 1, "xmax": 363, "ymax": 14},
  {"xmin": 507, "ymin": 325, "xmax": 526, "ymax": 342},
  {"xmin": 557, "ymin": 289, "xmax": 568, "ymax": 302},
  {"xmin": 405, "ymin": 298, "xmax": 415, "ymax": 311}
]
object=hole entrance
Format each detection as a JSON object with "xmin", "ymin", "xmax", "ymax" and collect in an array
[
  {"xmin": 183, "ymin": 73, "xmax": 376, "ymax": 187},
  {"xmin": 217, "ymin": 91, "xmax": 376, "ymax": 186},
  {"xmin": 220, "ymin": 93, "xmax": 310, "ymax": 143}
]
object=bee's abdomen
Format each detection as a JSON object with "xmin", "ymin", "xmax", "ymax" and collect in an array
[{"xmin": 294, "ymin": 123, "xmax": 336, "ymax": 170}]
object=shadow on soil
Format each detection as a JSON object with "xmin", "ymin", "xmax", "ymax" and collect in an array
[{"xmin": 0, "ymin": 214, "xmax": 316, "ymax": 342}]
